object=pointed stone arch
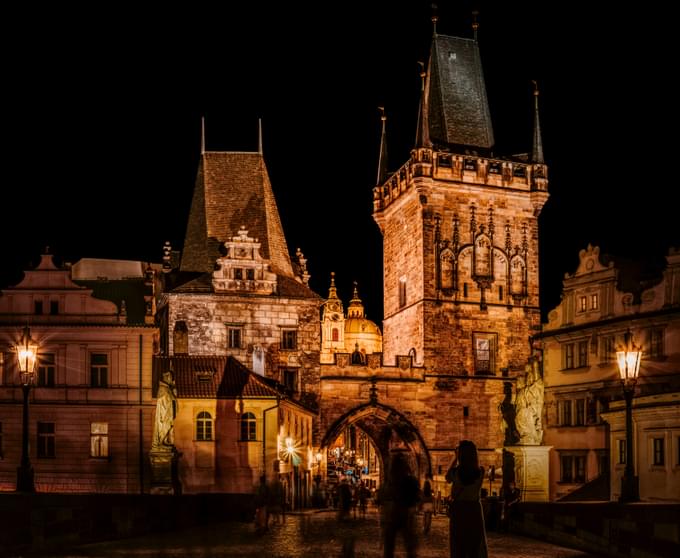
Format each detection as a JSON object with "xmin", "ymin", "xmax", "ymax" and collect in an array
[{"xmin": 321, "ymin": 401, "xmax": 431, "ymax": 482}]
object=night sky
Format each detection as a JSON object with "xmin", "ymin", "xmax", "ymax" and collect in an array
[{"xmin": 2, "ymin": 2, "xmax": 677, "ymax": 323}]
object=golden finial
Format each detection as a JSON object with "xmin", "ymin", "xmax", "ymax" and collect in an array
[
  {"xmin": 532, "ymin": 80, "xmax": 539, "ymax": 96},
  {"xmin": 431, "ymin": 3, "xmax": 438, "ymax": 35}
]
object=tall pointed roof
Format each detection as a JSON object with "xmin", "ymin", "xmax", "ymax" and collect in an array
[
  {"xmin": 376, "ymin": 108, "xmax": 389, "ymax": 185},
  {"xmin": 181, "ymin": 151, "xmax": 293, "ymax": 276},
  {"xmin": 531, "ymin": 82, "xmax": 545, "ymax": 164},
  {"xmin": 425, "ymin": 34, "xmax": 494, "ymax": 150},
  {"xmin": 415, "ymin": 62, "xmax": 431, "ymax": 149}
]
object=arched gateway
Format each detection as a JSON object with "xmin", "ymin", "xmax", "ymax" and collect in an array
[{"xmin": 320, "ymin": 401, "xmax": 431, "ymax": 484}]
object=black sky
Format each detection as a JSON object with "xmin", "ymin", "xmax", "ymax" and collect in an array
[{"xmin": 2, "ymin": 2, "xmax": 678, "ymax": 322}]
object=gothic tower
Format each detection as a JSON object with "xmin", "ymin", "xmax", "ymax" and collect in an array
[{"xmin": 373, "ymin": 28, "xmax": 549, "ymax": 375}]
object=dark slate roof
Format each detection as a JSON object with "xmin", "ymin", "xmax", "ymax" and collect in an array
[
  {"xmin": 426, "ymin": 35, "xmax": 494, "ymax": 150},
  {"xmin": 181, "ymin": 152, "xmax": 293, "ymax": 277},
  {"xmin": 168, "ymin": 271, "xmax": 322, "ymax": 300},
  {"xmin": 154, "ymin": 355, "xmax": 284, "ymax": 399},
  {"xmin": 74, "ymin": 278, "xmax": 150, "ymax": 325}
]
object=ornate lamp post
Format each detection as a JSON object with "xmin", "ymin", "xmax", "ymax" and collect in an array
[
  {"xmin": 617, "ymin": 330, "xmax": 641, "ymax": 503},
  {"xmin": 15, "ymin": 326, "xmax": 38, "ymax": 492}
]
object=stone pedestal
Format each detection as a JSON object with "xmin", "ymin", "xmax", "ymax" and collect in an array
[
  {"xmin": 504, "ymin": 445, "xmax": 551, "ymax": 502},
  {"xmin": 150, "ymin": 448, "xmax": 181, "ymax": 495}
]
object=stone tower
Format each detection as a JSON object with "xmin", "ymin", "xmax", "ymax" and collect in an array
[{"xmin": 373, "ymin": 30, "xmax": 549, "ymax": 375}]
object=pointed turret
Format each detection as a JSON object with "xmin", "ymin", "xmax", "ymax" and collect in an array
[
  {"xmin": 376, "ymin": 107, "xmax": 389, "ymax": 185},
  {"xmin": 327, "ymin": 272, "xmax": 340, "ymax": 302},
  {"xmin": 415, "ymin": 62, "xmax": 431, "ymax": 149},
  {"xmin": 531, "ymin": 81, "xmax": 545, "ymax": 164},
  {"xmin": 181, "ymin": 131, "xmax": 293, "ymax": 275},
  {"xmin": 423, "ymin": 30, "xmax": 494, "ymax": 150},
  {"xmin": 347, "ymin": 281, "xmax": 365, "ymax": 319}
]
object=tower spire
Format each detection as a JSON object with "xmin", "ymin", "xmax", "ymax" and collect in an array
[
  {"xmin": 328, "ymin": 272, "xmax": 339, "ymax": 300},
  {"xmin": 415, "ymin": 61, "xmax": 431, "ymax": 149},
  {"xmin": 531, "ymin": 81, "xmax": 545, "ymax": 164},
  {"xmin": 431, "ymin": 3, "xmax": 438, "ymax": 36},
  {"xmin": 201, "ymin": 116, "xmax": 206, "ymax": 155},
  {"xmin": 376, "ymin": 107, "xmax": 389, "ymax": 185},
  {"xmin": 258, "ymin": 118, "xmax": 263, "ymax": 154}
]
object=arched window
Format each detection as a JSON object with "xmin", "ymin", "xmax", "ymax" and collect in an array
[
  {"xmin": 332, "ymin": 328, "xmax": 339, "ymax": 342},
  {"xmin": 240, "ymin": 412, "xmax": 257, "ymax": 441},
  {"xmin": 196, "ymin": 411, "xmax": 213, "ymax": 441}
]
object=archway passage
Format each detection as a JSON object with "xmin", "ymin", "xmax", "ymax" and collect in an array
[{"xmin": 320, "ymin": 402, "xmax": 431, "ymax": 490}]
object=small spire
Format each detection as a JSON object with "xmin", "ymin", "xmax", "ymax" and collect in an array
[
  {"xmin": 472, "ymin": 10, "xmax": 479, "ymax": 41},
  {"xmin": 201, "ymin": 116, "xmax": 206, "ymax": 155},
  {"xmin": 258, "ymin": 118, "xmax": 263, "ymax": 155},
  {"xmin": 328, "ymin": 272, "xmax": 339, "ymax": 300},
  {"xmin": 415, "ymin": 61, "xmax": 431, "ymax": 149},
  {"xmin": 351, "ymin": 281, "xmax": 360, "ymax": 302},
  {"xmin": 348, "ymin": 281, "xmax": 365, "ymax": 319},
  {"xmin": 376, "ymin": 107, "xmax": 389, "ymax": 185},
  {"xmin": 531, "ymin": 81, "xmax": 545, "ymax": 164},
  {"xmin": 431, "ymin": 3, "xmax": 438, "ymax": 36}
]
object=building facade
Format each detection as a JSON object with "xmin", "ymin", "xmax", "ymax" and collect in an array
[
  {"xmin": 540, "ymin": 245, "xmax": 680, "ymax": 501},
  {"xmin": 0, "ymin": 254, "xmax": 157, "ymax": 493}
]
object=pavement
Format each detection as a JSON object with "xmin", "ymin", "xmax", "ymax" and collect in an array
[{"xmin": 44, "ymin": 508, "xmax": 598, "ymax": 558}]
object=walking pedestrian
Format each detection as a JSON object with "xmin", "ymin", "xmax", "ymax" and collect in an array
[
  {"xmin": 421, "ymin": 475, "xmax": 434, "ymax": 534},
  {"xmin": 445, "ymin": 440, "xmax": 488, "ymax": 558},
  {"xmin": 382, "ymin": 451, "xmax": 420, "ymax": 558}
]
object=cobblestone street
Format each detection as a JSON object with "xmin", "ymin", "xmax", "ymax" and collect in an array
[{"xmin": 48, "ymin": 509, "xmax": 598, "ymax": 558}]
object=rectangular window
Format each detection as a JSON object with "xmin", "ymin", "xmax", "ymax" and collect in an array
[
  {"xmin": 559, "ymin": 400, "xmax": 572, "ymax": 426},
  {"xmin": 196, "ymin": 412, "xmax": 213, "ymax": 441},
  {"xmin": 399, "ymin": 278, "xmax": 407, "ymax": 308},
  {"xmin": 227, "ymin": 327, "xmax": 242, "ymax": 349},
  {"xmin": 575, "ymin": 399, "xmax": 586, "ymax": 426},
  {"xmin": 649, "ymin": 328, "xmax": 664, "ymax": 359},
  {"xmin": 34, "ymin": 300, "xmax": 43, "ymax": 314},
  {"xmin": 653, "ymin": 438, "xmax": 665, "ymax": 466},
  {"xmin": 564, "ymin": 343, "xmax": 574, "ymax": 369},
  {"xmin": 90, "ymin": 353, "xmax": 108, "ymax": 388},
  {"xmin": 234, "ymin": 268, "xmax": 243, "ymax": 280},
  {"xmin": 37, "ymin": 353, "xmax": 56, "ymax": 387},
  {"xmin": 37, "ymin": 422, "xmax": 56, "ymax": 458},
  {"xmin": 50, "ymin": 300, "xmax": 59, "ymax": 315},
  {"xmin": 560, "ymin": 455, "xmax": 573, "ymax": 482},
  {"xmin": 591, "ymin": 294, "xmax": 599, "ymax": 310},
  {"xmin": 281, "ymin": 330, "xmax": 297, "ymax": 350},
  {"xmin": 282, "ymin": 368, "xmax": 298, "ymax": 393},
  {"xmin": 618, "ymin": 439, "xmax": 626, "ymax": 464},
  {"xmin": 574, "ymin": 455, "xmax": 586, "ymax": 483},
  {"xmin": 90, "ymin": 422, "xmax": 109, "ymax": 458},
  {"xmin": 578, "ymin": 341, "xmax": 588, "ymax": 367},
  {"xmin": 246, "ymin": 268, "xmax": 255, "ymax": 280},
  {"xmin": 602, "ymin": 335, "xmax": 616, "ymax": 362},
  {"xmin": 579, "ymin": 296, "xmax": 587, "ymax": 312},
  {"xmin": 473, "ymin": 333, "xmax": 494, "ymax": 375}
]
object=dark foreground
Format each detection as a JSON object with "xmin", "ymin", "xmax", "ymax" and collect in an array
[{"xmin": 35, "ymin": 508, "xmax": 597, "ymax": 558}]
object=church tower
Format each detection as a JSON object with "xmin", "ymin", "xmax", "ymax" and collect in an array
[{"xmin": 373, "ymin": 25, "xmax": 549, "ymax": 375}]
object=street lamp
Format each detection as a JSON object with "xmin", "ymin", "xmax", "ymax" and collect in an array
[
  {"xmin": 15, "ymin": 326, "xmax": 38, "ymax": 492},
  {"xmin": 616, "ymin": 329, "xmax": 641, "ymax": 503}
]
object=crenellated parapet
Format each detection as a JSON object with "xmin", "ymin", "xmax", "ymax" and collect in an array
[
  {"xmin": 320, "ymin": 352, "xmax": 425, "ymax": 381},
  {"xmin": 373, "ymin": 148, "xmax": 548, "ymax": 215}
]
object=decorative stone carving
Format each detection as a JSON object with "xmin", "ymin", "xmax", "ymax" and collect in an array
[{"xmin": 513, "ymin": 358, "xmax": 544, "ymax": 445}]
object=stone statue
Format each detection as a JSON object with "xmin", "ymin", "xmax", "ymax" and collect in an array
[
  {"xmin": 513, "ymin": 357, "xmax": 544, "ymax": 445},
  {"xmin": 153, "ymin": 370, "xmax": 178, "ymax": 450}
]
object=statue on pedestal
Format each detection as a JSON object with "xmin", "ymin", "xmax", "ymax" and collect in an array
[
  {"xmin": 152, "ymin": 370, "xmax": 178, "ymax": 450},
  {"xmin": 513, "ymin": 357, "xmax": 544, "ymax": 445}
]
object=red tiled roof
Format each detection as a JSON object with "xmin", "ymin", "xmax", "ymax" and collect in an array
[{"xmin": 154, "ymin": 355, "xmax": 282, "ymax": 399}]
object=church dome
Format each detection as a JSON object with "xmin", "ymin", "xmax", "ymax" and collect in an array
[
  {"xmin": 345, "ymin": 317, "xmax": 381, "ymax": 336},
  {"xmin": 345, "ymin": 317, "xmax": 382, "ymax": 356}
]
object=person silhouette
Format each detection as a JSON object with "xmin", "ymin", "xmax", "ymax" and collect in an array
[
  {"xmin": 446, "ymin": 440, "xmax": 488, "ymax": 558},
  {"xmin": 382, "ymin": 451, "xmax": 420, "ymax": 558}
]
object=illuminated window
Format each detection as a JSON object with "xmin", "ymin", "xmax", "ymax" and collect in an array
[
  {"xmin": 37, "ymin": 353, "xmax": 56, "ymax": 387},
  {"xmin": 240, "ymin": 412, "xmax": 257, "ymax": 441},
  {"xmin": 579, "ymin": 296, "xmax": 587, "ymax": 312},
  {"xmin": 90, "ymin": 353, "xmax": 108, "ymax": 388},
  {"xmin": 196, "ymin": 411, "xmax": 213, "ymax": 441},
  {"xmin": 653, "ymin": 438, "xmax": 665, "ymax": 466},
  {"xmin": 281, "ymin": 329, "xmax": 297, "ymax": 350},
  {"xmin": 90, "ymin": 422, "xmax": 109, "ymax": 458},
  {"xmin": 591, "ymin": 294, "xmax": 598, "ymax": 310},
  {"xmin": 37, "ymin": 422, "xmax": 56, "ymax": 458}
]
